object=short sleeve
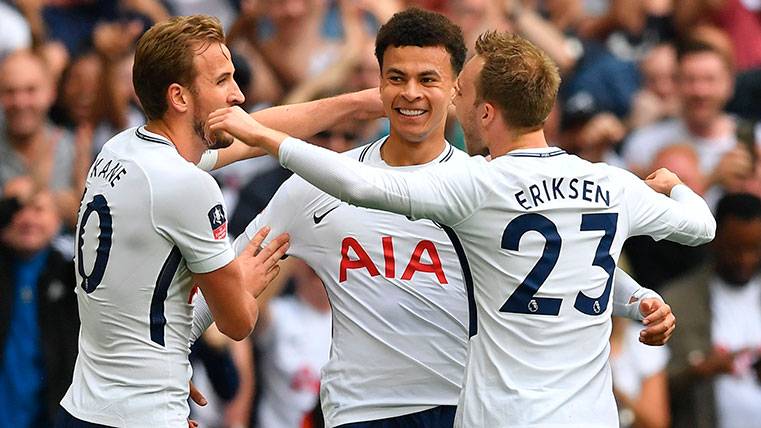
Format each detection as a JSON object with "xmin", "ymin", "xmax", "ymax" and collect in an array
[
  {"xmin": 243, "ymin": 176, "xmax": 308, "ymax": 255},
  {"xmin": 154, "ymin": 169, "xmax": 235, "ymax": 274}
]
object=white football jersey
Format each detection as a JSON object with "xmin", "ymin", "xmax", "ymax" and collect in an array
[
  {"xmin": 61, "ymin": 126, "xmax": 235, "ymax": 427},
  {"xmin": 278, "ymin": 141, "xmax": 715, "ymax": 427},
  {"xmin": 244, "ymin": 139, "xmax": 470, "ymax": 426}
]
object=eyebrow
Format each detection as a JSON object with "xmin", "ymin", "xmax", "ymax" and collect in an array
[
  {"xmin": 385, "ymin": 67, "xmax": 442, "ymax": 78},
  {"xmin": 214, "ymin": 71, "xmax": 233, "ymax": 82}
]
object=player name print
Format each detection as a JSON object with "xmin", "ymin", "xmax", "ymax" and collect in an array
[{"xmin": 339, "ymin": 236, "xmax": 448, "ymax": 284}]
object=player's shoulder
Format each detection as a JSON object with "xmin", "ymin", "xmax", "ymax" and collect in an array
[
  {"xmin": 346, "ymin": 136, "xmax": 387, "ymax": 163},
  {"xmin": 446, "ymin": 145, "xmax": 470, "ymax": 163}
]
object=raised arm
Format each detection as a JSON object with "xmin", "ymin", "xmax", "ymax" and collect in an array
[
  {"xmin": 204, "ymin": 89, "xmax": 383, "ymax": 170},
  {"xmin": 208, "ymin": 106, "xmax": 486, "ymax": 225}
]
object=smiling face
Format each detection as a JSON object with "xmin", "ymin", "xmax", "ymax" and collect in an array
[
  {"xmin": 189, "ymin": 42, "xmax": 244, "ymax": 149},
  {"xmin": 380, "ymin": 45, "xmax": 455, "ymax": 146},
  {"xmin": 678, "ymin": 51, "xmax": 733, "ymax": 128},
  {"xmin": 0, "ymin": 52, "xmax": 54, "ymax": 141}
]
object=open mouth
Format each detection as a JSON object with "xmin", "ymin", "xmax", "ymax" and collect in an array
[{"xmin": 396, "ymin": 108, "xmax": 427, "ymax": 117}]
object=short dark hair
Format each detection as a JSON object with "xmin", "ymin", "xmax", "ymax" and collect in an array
[
  {"xmin": 133, "ymin": 15, "xmax": 224, "ymax": 120},
  {"xmin": 715, "ymin": 193, "xmax": 761, "ymax": 229},
  {"xmin": 676, "ymin": 39, "xmax": 734, "ymax": 72},
  {"xmin": 374, "ymin": 7, "xmax": 466, "ymax": 75}
]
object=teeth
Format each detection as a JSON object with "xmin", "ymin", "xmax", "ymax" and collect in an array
[{"xmin": 398, "ymin": 109, "xmax": 425, "ymax": 117}]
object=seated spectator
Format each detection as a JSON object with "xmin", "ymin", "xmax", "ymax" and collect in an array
[
  {"xmin": 0, "ymin": 178, "xmax": 79, "ymax": 427},
  {"xmin": 664, "ymin": 193, "xmax": 761, "ymax": 428}
]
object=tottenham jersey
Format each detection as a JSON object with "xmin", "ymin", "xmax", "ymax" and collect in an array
[
  {"xmin": 244, "ymin": 139, "xmax": 470, "ymax": 426},
  {"xmin": 278, "ymin": 141, "xmax": 715, "ymax": 427},
  {"xmin": 61, "ymin": 126, "xmax": 235, "ymax": 427}
]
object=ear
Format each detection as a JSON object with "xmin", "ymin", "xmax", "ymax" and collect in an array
[
  {"xmin": 167, "ymin": 83, "xmax": 190, "ymax": 114},
  {"xmin": 480, "ymin": 102, "xmax": 497, "ymax": 128}
]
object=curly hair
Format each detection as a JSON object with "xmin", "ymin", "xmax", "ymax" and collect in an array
[{"xmin": 375, "ymin": 8, "xmax": 466, "ymax": 75}]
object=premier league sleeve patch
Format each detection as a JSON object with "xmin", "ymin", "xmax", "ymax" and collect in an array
[{"xmin": 208, "ymin": 204, "xmax": 227, "ymax": 240}]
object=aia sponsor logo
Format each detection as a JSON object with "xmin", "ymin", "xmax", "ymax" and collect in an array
[{"xmin": 339, "ymin": 236, "xmax": 448, "ymax": 284}]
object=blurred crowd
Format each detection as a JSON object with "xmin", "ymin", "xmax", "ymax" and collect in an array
[{"xmin": 1, "ymin": 0, "xmax": 761, "ymax": 427}]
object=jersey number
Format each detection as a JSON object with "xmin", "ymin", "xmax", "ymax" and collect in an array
[
  {"xmin": 77, "ymin": 193, "xmax": 177, "ymax": 346},
  {"xmin": 500, "ymin": 212, "xmax": 617, "ymax": 316}
]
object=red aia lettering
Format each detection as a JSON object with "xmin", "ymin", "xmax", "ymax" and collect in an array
[
  {"xmin": 401, "ymin": 240, "xmax": 448, "ymax": 284},
  {"xmin": 339, "ymin": 237, "xmax": 380, "ymax": 282},
  {"xmin": 339, "ymin": 236, "xmax": 447, "ymax": 284}
]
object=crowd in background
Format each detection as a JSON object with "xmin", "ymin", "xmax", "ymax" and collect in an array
[{"xmin": 0, "ymin": 0, "xmax": 760, "ymax": 427}]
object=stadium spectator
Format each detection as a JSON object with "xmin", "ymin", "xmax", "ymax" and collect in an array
[
  {"xmin": 622, "ymin": 39, "xmax": 761, "ymax": 195},
  {"xmin": 664, "ymin": 192, "xmax": 761, "ymax": 428},
  {"xmin": 610, "ymin": 316, "xmax": 671, "ymax": 428},
  {"xmin": 624, "ymin": 144, "xmax": 710, "ymax": 291},
  {"xmin": 254, "ymin": 259, "xmax": 331, "ymax": 428},
  {"xmin": 0, "ymin": 178, "xmax": 79, "ymax": 427},
  {"xmin": 628, "ymin": 43, "xmax": 680, "ymax": 129},
  {"xmin": 674, "ymin": 0, "xmax": 761, "ymax": 70},
  {"xmin": 0, "ymin": 50, "xmax": 84, "ymax": 227}
]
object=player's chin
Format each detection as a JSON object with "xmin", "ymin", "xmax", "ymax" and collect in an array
[{"xmin": 207, "ymin": 130, "xmax": 234, "ymax": 149}]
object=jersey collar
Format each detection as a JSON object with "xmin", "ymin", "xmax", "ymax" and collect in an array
[
  {"xmin": 136, "ymin": 126, "xmax": 175, "ymax": 148},
  {"xmin": 506, "ymin": 147, "xmax": 566, "ymax": 158},
  {"xmin": 367, "ymin": 136, "xmax": 456, "ymax": 168}
]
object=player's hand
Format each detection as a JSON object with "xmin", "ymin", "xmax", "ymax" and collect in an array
[
  {"xmin": 188, "ymin": 380, "xmax": 206, "ymax": 426},
  {"xmin": 189, "ymin": 380, "xmax": 207, "ymax": 406},
  {"xmin": 645, "ymin": 167, "xmax": 683, "ymax": 195},
  {"xmin": 239, "ymin": 226, "xmax": 290, "ymax": 297},
  {"xmin": 638, "ymin": 298, "xmax": 675, "ymax": 346},
  {"xmin": 208, "ymin": 107, "xmax": 290, "ymax": 156}
]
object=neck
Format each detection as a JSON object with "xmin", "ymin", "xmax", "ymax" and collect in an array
[
  {"xmin": 686, "ymin": 114, "xmax": 731, "ymax": 139},
  {"xmin": 489, "ymin": 128, "xmax": 549, "ymax": 158},
  {"xmin": 8, "ymin": 128, "xmax": 47, "ymax": 163},
  {"xmin": 381, "ymin": 129, "xmax": 448, "ymax": 167},
  {"xmin": 145, "ymin": 118, "xmax": 204, "ymax": 163}
]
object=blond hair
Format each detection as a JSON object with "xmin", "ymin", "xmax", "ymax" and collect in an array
[{"xmin": 475, "ymin": 31, "xmax": 560, "ymax": 130}]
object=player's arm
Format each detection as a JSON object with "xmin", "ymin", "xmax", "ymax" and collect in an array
[
  {"xmin": 612, "ymin": 268, "xmax": 675, "ymax": 346},
  {"xmin": 191, "ymin": 179, "xmax": 302, "ymax": 344},
  {"xmin": 193, "ymin": 227, "xmax": 289, "ymax": 340},
  {"xmin": 207, "ymin": 107, "xmax": 486, "ymax": 225},
  {"xmin": 199, "ymin": 89, "xmax": 384, "ymax": 170},
  {"xmin": 625, "ymin": 167, "xmax": 716, "ymax": 246}
]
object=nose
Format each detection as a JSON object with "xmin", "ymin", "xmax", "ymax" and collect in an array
[
  {"xmin": 229, "ymin": 81, "xmax": 245, "ymax": 106},
  {"xmin": 401, "ymin": 80, "xmax": 422, "ymax": 102}
]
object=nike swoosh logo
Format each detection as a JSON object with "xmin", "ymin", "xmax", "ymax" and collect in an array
[{"xmin": 313, "ymin": 206, "xmax": 339, "ymax": 224}]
